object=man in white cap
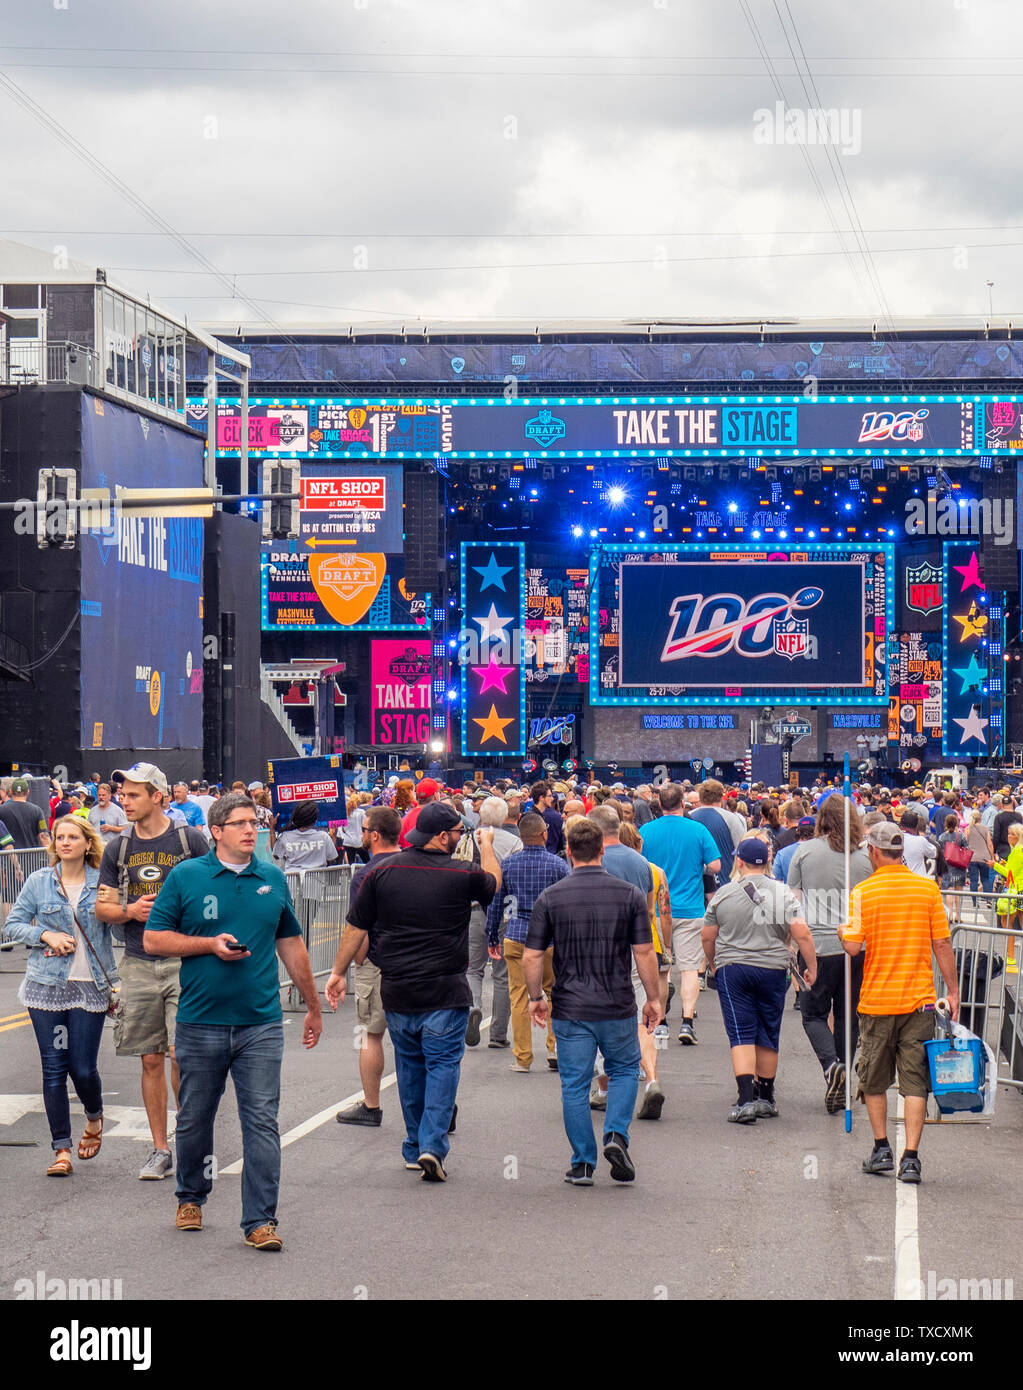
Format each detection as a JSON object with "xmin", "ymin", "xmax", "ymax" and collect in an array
[{"xmin": 94, "ymin": 763, "xmax": 209, "ymax": 1181}]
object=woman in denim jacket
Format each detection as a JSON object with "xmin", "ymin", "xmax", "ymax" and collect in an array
[{"xmin": 4, "ymin": 815, "xmax": 118, "ymax": 1175}]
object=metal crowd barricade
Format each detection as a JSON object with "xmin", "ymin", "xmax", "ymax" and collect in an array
[
  {"xmin": 279, "ymin": 862, "xmax": 356, "ymax": 1010},
  {"xmin": 933, "ymin": 887, "xmax": 1023, "ymax": 1111},
  {"xmin": 0, "ymin": 847, "xmax": 51, "ymax": 947}
]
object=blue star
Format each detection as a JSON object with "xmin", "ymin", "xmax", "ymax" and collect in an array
[
  {"xmin": 472, "ymin": 551, "xmax": 513, "ymax": 592},
  {"xmin": 952, "ymin": 654, "xmax": 987, "ymax": 696}
]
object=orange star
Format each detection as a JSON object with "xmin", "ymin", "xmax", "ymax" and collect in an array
[
  {"xmin": 472, "ymin": 704, "xmax": 515, "ymax": 745},
  {"xmin": 953, "ymin": 603, "xmax": 988, "ymax": 641}
]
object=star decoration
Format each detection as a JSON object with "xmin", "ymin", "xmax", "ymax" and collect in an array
[
  {"xmin": 952, "ymin": 603, "xmax": 988, "ymax": 641},
  {"xmin": 951, "ymin": 654, "xmax": 987, "ymax": 696},
  {"xmin": 474, "ymin": 656, "xmax": 515, "ymax": 694},
  {"xmin": 472, "ymin": 603, "xmax": 513, "ymax": 644},
  {"xmin": 472, "ymin": 551, "xmax": 513, "ymax": 592},
  {"xmin": 953, "ymin": 705, "xmax": 989, "ymax": 747},
  {"xmin": 473, "ymin": 704, "xmax": 515, "ymax": 745},
  {"xmin": 953, "ymin": 551, "xmax": 986, "ymax": 593}
]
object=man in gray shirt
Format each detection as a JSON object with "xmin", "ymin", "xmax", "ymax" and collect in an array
[
  {"xmin": 87, "ymin": 782, "xmax": 128, "ymax": 844},
  {"xmin": 787, "ymin": 795, "xmax": 873, "ymax": 1113},
  {"xmin": 703, "ymin": 839, "xmax": 816, "ymax": 1123}
]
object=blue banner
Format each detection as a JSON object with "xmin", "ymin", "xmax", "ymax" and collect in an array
[
  {"xmin": 79, "ymin": 396, "xmax": 204, "ymax": 751},
  {"xmin": 267, "ymin": 755, "xmax": 346, "ymax": 828},
  {"xmin": 191, "ymin": 394, "xmax": 983, "ymax": 460},
  {"xmin": 943, "ymin": 543, "xmax": 991, "ymax": 758}
]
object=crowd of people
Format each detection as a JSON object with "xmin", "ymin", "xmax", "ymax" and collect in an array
[{"xmin": 0, "ymin": 761, "xmax": 1008, "ymax": 1242}]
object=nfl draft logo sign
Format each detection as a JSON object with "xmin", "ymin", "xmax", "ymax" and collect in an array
[
  {"xmin": 906, "ymin": 561, "xmax": 942, "ymax": 616},
  {"xmin": 309, "ymin": 552, "xmax": 386, "ymax": 625},
  {"xmin": 524, "ymin": 409, "xmax": 567, "ymax": 448}
]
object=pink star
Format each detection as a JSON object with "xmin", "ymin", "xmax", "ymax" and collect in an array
[
  {"xmin": 953, "ymin": 551, "xmax": 986, "ymax": 593},
  {"xmin": 474, "ymin": 656, "xmax": 515, "ymax": 694}
]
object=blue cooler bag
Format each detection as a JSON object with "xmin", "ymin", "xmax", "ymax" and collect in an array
[{"xmin": 925, "ymin": 1003, "xmax": 987, "ymax": 1114}]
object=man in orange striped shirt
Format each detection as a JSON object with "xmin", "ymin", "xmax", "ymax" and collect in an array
[{"xmin": 842, "ymin": 821, "xmax": 959, "ymax": 1185}]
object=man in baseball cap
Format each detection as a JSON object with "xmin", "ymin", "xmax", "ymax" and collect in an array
[
  {"xmin": 326, "ymin": 800, "xmax": 503, "ymax": 1182},
  {"xmin": 398, "ymin": 778, "xmax": 442, "ymax": 849}
]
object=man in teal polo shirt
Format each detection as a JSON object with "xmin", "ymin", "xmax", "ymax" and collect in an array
[
  {"xmin": 144, "ymin": 791, "xmax": 322, "ymax": 1251},
  {"xmin": 639, "ymin": 783, "xmax": 720, "ymax": 1045}
]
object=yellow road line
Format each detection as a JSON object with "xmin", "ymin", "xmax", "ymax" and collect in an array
[
  {"xmin": 0, "ymin": 1011, "xmax": 29, "ymax": 1024},
  {"xmin": 0, "ymin": 1019, "xmax": 31, "ymax": 1033}
]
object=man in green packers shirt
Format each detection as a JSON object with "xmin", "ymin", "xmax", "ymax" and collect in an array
[
  {"xmin": 144, "ymin": 791, "xmax": 321, "ymax": 1250},
  {"xmin": 94, "ymin": 763, "xmax": 208, "ymax": 1181}
]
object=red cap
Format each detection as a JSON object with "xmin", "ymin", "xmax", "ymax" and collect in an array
[{"xmin": 416, "ymin": 778, "xmax": 440, "ymax": 800}]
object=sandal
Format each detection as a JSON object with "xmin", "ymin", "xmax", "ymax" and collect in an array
[
  {"xmin": 47, "ymin": 1151, "xmax": 73, "ymax": 1177},
  {"xmin": 78, "ymin": 1118, "xmax": 103, "ymax": 1161}
]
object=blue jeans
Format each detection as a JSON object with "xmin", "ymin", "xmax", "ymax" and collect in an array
[
  {"xmin": 174, "ymin": 1020, "xmax": 284, "ymax": 1236},
  {"xmin": 28, "ymin": 1008, "xmax": 106, "ymax": 1150},
  {"xmin": 552, "ymin": 1016, "xmax": 641, "ymax": 1168},
  {"xmin": 968, "ymin": 862, "xmax": 992, "ymax": 902},
  {"xmin": 386, "ymin": 1008, "xmax": 467, "ymax": 1163}
]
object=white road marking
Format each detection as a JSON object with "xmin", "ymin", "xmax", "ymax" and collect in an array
[
  {"xmin": 893, "ymin": 1095, "xmax": 922, "ymax": 1299},
  {"xmin": 0, "ymin": 1094, "xmax": 173, "ymax": 1141},
  {"xmin": 220, "ymin": 1012, "xmax": 491, "ymax": 1175}
]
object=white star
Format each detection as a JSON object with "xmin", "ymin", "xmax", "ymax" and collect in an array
[
  {"xmin": 472, "ymin": 603, "xmax": 513, "ymax": 643},
  {"xmin": 953, "ymin": 705, "xmax": 989, "ymax": 747}
]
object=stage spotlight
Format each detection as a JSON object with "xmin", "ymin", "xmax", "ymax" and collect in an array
[
  {"xmin": 607, "ymin": 485, "xmax": 626, "ymax": 505},
  {"xmin": 572, "ymin": 525, "xmax": 584, "ymax": 537},
  {"xmin": 979, "ymin": 455, "xmax": 993, "ymax": 470},
  {"xmin": 542, "ymin": 465, "xmax": 555, "ymax": 480},
  {"xmin": 641, "ymin": 466, "xmax": 654, "ymax": 481},
  {"xmin": 808, "ymin": 466, "xmax": 822, "ymax": 482},
  {"xmin": 907, "ymin": 467, "xmax": 920, "ymax": 481}
]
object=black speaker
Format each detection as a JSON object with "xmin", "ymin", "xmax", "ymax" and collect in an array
[{"xmin": 404, "ymin": 470, "xmax": 441, "ymax": 591}]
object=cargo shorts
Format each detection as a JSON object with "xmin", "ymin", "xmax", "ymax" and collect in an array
[
  {"xmin": 113, "ymin": 955, "xmax": 180, "ymax": 1056},
  {"xmin": 354, "ymin": 960, "xmax": 386, "ymax": 1035},
  {"xmin": 856, "ymin": 1009, "xmax": 936, "ymax": 1100}
]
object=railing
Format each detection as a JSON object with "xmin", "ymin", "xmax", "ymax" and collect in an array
[
  {"xmin": 933, "ymin": 889, "xmax": 1023, "ymax": 1109},
  {"xmin": 0, "ymin": 848, "xmax": 53, "ymax": 945},
  {"xmin": 0, "ymin": 340, "xmax": 101, "ymax": 388},
  {"xmin": 279, "ymin": 862, "xmax": 356, "ymax": 1010},
  {"xmin": 260, "ymin": 671, "xmax": 304, "ymax": 755}
]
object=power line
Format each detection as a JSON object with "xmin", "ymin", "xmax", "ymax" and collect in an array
[
  {"xmin": 4, "ymin": 224, "xmax": 1023, "ymax": 238},
  {"xmin": 0, "ymin": 61, "xmax": 1015, "ymax": 76}
]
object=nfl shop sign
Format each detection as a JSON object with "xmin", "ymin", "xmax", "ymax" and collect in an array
[
  {"xmin": 370, "ymin": 638, "xmax": 432, "ymax": 745},
  {"xmin": 278, "ymin": 779, "xmax": 340, "ymax": 802},
  {"xmin": 301, "ymin": 476, "xmax": 387, "ymax": 510},
  {"xmin": 267, "ymin": 756, "xmax": 347, "ymax": 828}
]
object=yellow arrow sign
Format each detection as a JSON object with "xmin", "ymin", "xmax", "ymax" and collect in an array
[{"xmin": 306, "ymin": 536, "xmax": 356, "ymax": 549}]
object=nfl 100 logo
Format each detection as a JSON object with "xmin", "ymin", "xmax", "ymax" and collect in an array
[{"xmin": 906, "ymin": 561, "xmax": 942, "ymax": 616}]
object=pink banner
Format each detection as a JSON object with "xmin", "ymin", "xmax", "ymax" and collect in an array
[{"xmin": 370, "ymin": 639, "xmax": 432, "ymax": 745}]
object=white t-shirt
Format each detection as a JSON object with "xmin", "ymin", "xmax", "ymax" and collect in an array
[
  {"xmin": 64, "ymin": 882, "xmax": 93, "ymax": 982},
  {"xmin": 903, "ymin": 833, "xmax": 937, "ymax": 878}
]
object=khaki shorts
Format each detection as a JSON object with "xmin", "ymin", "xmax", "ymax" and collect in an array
[
  {"xmin": 113, "ymin": 955, "xmax": 180, "ymax": 1056},
  {"xmin": 354, "ymin": 960, "xmax": 386, "ymax": 1035},
  {"xmin": 856, "ymin": 1010, "xmax": 936, "ymax": 1099},
  {"xmin": 671, "ymin": 918, "xmax": 706, "ymax": 973}
]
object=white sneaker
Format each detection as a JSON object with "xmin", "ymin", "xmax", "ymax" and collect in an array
[{"xmin": 139, "ymin": 1149, "xmax": 173, "ymax": 1180}]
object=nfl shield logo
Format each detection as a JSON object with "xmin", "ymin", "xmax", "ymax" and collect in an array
[
  {"xmin": 774, "ymin": 617, "xmax": 809, "ymax": 659},
  {"xmin": 906, "ymin": 561, "xmax": 942, "ymax": 616}
]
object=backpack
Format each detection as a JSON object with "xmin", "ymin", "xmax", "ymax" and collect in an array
[
  {"xmin": 452, "ymin": 830, "xmax": 481, "ymax": 865},
  {"xmin": 116, "ymin": 824, "xmax": 195, "ymax": 906}
]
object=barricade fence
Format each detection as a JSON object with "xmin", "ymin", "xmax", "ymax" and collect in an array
[
  {"xmin": 934, "ymin": 889, "xmax": 1023, "ymax": 1105},
  {"xmin": 280, "ymin": 862, "xmax": 356, "ymax": 1011},
  {"xmin": 1, "ymin": 848, "xmax": 51, "ymax": 947}
]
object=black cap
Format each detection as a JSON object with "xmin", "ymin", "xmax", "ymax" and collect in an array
[{"xmin": 406, "ymin": 802, "xmax": 463, "ymax": 847}]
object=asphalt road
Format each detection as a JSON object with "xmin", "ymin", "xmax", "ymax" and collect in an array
[{"xmin": 1, "ymin": 945, "xmax": 1020, "ymax": 1303}]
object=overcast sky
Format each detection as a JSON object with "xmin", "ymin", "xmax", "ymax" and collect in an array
[{"xmin": 2, "ymin": 0, "xmax": 1022, "ymax": 330}]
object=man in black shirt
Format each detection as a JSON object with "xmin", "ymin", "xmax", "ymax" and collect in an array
[
  {"xmin": 992, "ymin": 797, "xmax": 1023, "ymax": 865},
  {"xmin": 331, "ymin": 801, "xmax": 501, "ymax": 1182},
  {"xmin": 0, "ymin": 779, "xmax": 50, "ymax": 848},
  {"xmin": 525, "ymin": 819, "xmax": 660, "ymax": 1187}
]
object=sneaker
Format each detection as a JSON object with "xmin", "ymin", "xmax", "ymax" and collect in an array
[
  {"xmin": 403, "ymin": 1158, "xmax": 422, "ymax": 1170},
  {"xmin": 636, "ymin": 1080, "xmax": 665, "ymax": 1120},
  {"xmin": 488, "ymin": 1037, "xmax": 510, "ymax": 1049},
  {"xmin": 824, "ymin": 1061, "xmax": 846, "ymax": 1115},
  {"xmin": 653, "ymin": 1023, "xmax": 669, "ymax": 1042},
  {"xmin": 139, "ymin": 1148, "xmax": 173, "ymax": 1180},
  {"xmin": 448, "ymin": 1104, "xmax": 457, "ymax": 1134},
  {"xmin": 678, "ymin": 1021, "xmax": 697, "ymax": 1045},
  {"xmin": 418, "ymin": 1152, "xmax": 447, "ymax": 1182},
  {"xmin": 175, "ymin": 1202, "xmax": 203, "ymax": 1231},
  {"xmin": 547, "ymin": 1056, "xmax": 559, "ymax": 1072},
  {"xmin": 897, "ymin": 1154, "xmax": 922, "ymax": 1184},
  {"xmin": 465, "ymin": 1007, "xmax": 483, "ymax": 1047},
  {"xmin": 602, "ymin": 1132, "xmax": 636, "ymax": 1183},
  {"xmin": 754, "ymin": 1097, "xmax": 779, "ymax": 1118},
  {"xmin": 862, "ymin": 1144, "xmax": 895, "ymax": 1175},
  {"xmin": 589, "ymin": 1082, "xmax": 607, "ymax": 1111},
  {"xmin": 245, "ymin": 1221, "xmax": 283, "ymax": 1251},
  {"xmin": 728, "ymin": 1101, "xmax": 758, "ymax": 1124},
  {"xmin": 336, "ymin": 1101, "xmax": 382, "ymax": 1127},
  {"xmin": 564, "ymin": 1163, "xmax": 595, "ymax": 1186},
  {"xmin": 510, "ymin": 1061, "xmax": 531, "ymax": 1073}
]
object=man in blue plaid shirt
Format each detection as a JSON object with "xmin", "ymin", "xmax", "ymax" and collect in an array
[{"xmin": 486, "ymin": 812, "xmax": 569, "ymax": 1072}]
